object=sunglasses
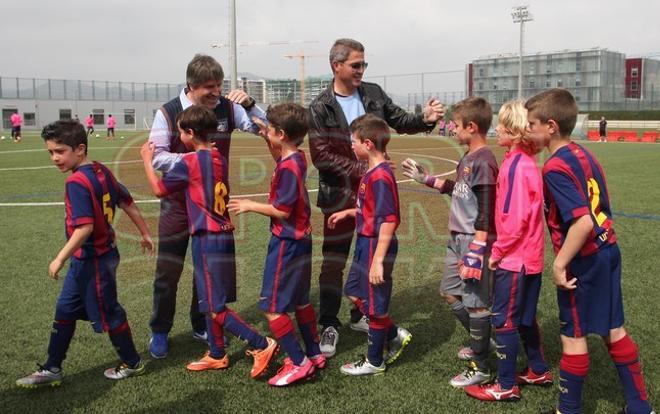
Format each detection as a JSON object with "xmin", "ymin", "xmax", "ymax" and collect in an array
[{"xmin": 345, "ymin": 61, "xmax": 368, "ymax": 70}]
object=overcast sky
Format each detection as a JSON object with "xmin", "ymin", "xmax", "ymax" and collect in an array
[{"xmin": 2, "ymin": 0, "xmax": 660, "ymax": 95}]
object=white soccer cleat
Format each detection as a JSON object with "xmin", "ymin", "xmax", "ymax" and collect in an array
[
  {"xmin": 340, "ymin": 357, "xmax": 386, "ymax": 376},
  {"xmin": 320, "ymin": 326, "xmax": 339, "ymax": 358}
]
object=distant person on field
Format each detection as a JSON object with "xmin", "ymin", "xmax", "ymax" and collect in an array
[
  {"xmin": 599, "ymin": 116, "xmax": 607, "ymax": 142},
  {"xmin": 10, "ymin": 110, "xmax": 22, "ymax": 142},
  {"xmin": 527, "ymin": 89, "xmax": 654, "ymax": 414},
  {"xmin": 438, "ymin": 118, "xmax": 447, "ymax": 136},
  {"xmin": 106, "ymin": 114, "xmax": 116, "ymax": 139},
  {"xmin": 85, "ymin": 114, "xmax": 94, "ymax": 136},
  {"xmin": 16, "ymin": 120, "xmax": 154, "ymax": 388}
]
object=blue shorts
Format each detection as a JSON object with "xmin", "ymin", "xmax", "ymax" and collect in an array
[
  {"xmin": 191, "ymin": 232, "xmax": 237, "ymax": 314},
  {"xmin": 558, "ymin": 243, "xmax": 625, "ymax": 337},
  {"xmin": 344, "ymin": 235, "xmax": 398, "ymax": 316},
  {"xmin": 259, "ymin": 235, "xmax": 312, "ymax": 313},
  {"xmin": 492, "ymin": 267, "xmax": 542, "ymax": 332},
  {"xmin": 55, "ymin": 248, "xmax": 127, "ymax": 333}
]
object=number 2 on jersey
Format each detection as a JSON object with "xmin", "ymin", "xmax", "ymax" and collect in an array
[
  {"xmin": 587, "ymin": 178, "xmax": 607, "ymax": 227},
  {"xmin": 214, "ymin": 182, "xmax": 228, "ymax": 215}
]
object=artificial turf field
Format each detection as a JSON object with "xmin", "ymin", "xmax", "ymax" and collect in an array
[{"xmin": 0, "ymin": 130, "xmax": 658, "ymax": 413}]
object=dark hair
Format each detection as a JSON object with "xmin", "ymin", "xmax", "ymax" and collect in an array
[
  {"xmin": 186, "ymin": 54, "xmax": 224, "ymax": 87},
  {"xmin": 452, "ymin": 97, "xmax": 492, "ymax": 134},
  {"xmin": 175, "ymin": 105, "xmax": 218, "ymax": 142},
  {"xmin": 350, "ymin": 114, "xmax": 390, "ymax": 152},
  {"xmin": 41, "ymin": 120, "xmax": 88, "ymax": 154},
  {"xmin": 329, "ymin": 38, "xmax": 364, "ymax": 66},
  {"xmin": 525, "ymin": 88, "xmax": 578, "ymax": 137},
  {"xmin": 266, "ymin": 102, "xmax": 309, "ymax": 146}
]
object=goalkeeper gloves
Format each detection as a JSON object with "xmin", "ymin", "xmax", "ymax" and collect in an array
[
  {"xmin": 459, "ymin": 240, "xmax": 487, "ymax": 281},
  {"xmin": 402, "ymin": 158, "xmax": 436, "ymax": 188}
]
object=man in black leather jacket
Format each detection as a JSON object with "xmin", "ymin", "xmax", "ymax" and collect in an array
[{"xmin": 308, "ymin": 38, "xmax": 445, "ymax": 357}]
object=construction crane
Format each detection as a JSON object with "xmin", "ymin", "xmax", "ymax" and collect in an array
[{"xmin": 283, "ymin": 52, "xmax": 325, "ymax": 105}]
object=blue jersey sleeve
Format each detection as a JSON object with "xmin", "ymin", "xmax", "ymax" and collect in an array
[
  {"xmin": 159, "ymin": 159, "xmax": 190, "ymax": 195},
  {"xmin": 273, "ymin": 168, "xmax": 298, "ymax": 213},
  {"xmin": 66, "ymin": 181, "xmax": 95, "ymax": 226},
  {"xmin": 372, "ymin": 179, "xmax": 397, "ymax": 221},
  {"xmin": 545, "ymin": 171, "xmax": 590, "ymax": 224}
]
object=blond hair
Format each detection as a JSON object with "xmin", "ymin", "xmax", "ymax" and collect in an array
[{"xmin": 498, "ymin": 100, "xmax": 534, "ymax": 153}]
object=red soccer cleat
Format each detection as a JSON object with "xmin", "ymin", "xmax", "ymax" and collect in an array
[
  {"xmin": 268, "ymin": 357, "xmax": 315, "ymax": 387},
  {"xmin": 516, "ymin": 367, "xmax": 554, "ymax": 385},
  {"xmin": 465, "ymin": 382, "xmax": 521, "ymax": 401}
]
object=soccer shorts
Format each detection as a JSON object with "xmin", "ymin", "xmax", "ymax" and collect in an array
[
  {"xmin": 492, "ymin": 267, "xmax": 542, "ymax": 331},
  {"xmin": 259, "ymin": 235, "xmax": 312, "ymax": 313},
  {"xmin": 191, "ymin": 232, "xmax": 237, "ymax": 314},
  {"xmin": 558, "ymin": 243, "xmax": 625, "ymax": 337},
  {"xmin": 440, "ymin": 232, "xmax": 492, "ymax": 309},
  {"xmin": 344, "ymin": 235, "xmax": 398, "ymax": 316},
  {"xmin": 55, "ymin": 248, "xmax": 127, "ymax": 333}
]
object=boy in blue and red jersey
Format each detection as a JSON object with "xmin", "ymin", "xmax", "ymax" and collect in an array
[
  {"xmin": 17, "ymin": 120, "xmax": 154, "ymax": 388},
  {"xmin": 328, "ymin": 113, "xmax": 412, "ymax": 376},
  {"xmin": 526, "ymin": 89, "xmax": 654, "ymax": 414},
  {"xmin": 141, "ymin": 105, "xmax": 278, "ymax": 377},
  {"xmin": 228, "ymin": 102, "xmax": 324, "ymax": 387}
]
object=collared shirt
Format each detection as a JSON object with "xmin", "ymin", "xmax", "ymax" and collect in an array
[
  {"xmin": 491, "ymin": 148, "xmax": 544, "ymax": 273},
  {"xmin": 149, "ymin": 89, "xmax": 267, "ymax": 172}
]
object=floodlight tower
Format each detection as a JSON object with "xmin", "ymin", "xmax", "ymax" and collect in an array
[{"xmin": 511, "ymin": 5, "xmax": 533, "ymax": 99}]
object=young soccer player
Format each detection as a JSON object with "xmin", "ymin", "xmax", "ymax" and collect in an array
[
  {"xmin": 525, "ymin": 89, "xmax": 655, "ymax": 414},
  {"xmin": 141, "ymin": 105, "xmax": 278, "ymax": 377},
  {"xmin": 464, "ymin": 100, "xmax": 552, "ymax": 402},
  {"xmin": 327, "ymin": 113, "xmax": 412, "ymax": 376},
  {"xmin": 85, "ymin": 114, "xmax": 94, "ymax": 136},
  {"xmin": 227, "ymin": 103, "xmax": 324, "ymax": 386},
  {"xmin": 106, "ymin": 114, "xmax": 116, "ymax": 139},
  {"xmin": 16, "ymin": 120, "xmax": 154, "ymax": 388},
  {"xmin": 10, "ymin": 110, "xmax": 22, "ymax": 142},
  {"xmin": 402, "ymin": 97, "xmax": 498, "ymax": 387}
]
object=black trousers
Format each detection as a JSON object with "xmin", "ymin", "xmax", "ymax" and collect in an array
[
  {"xmin": 149, "ymin": 193, "xmax": 205, "ymax": 334},
  {"xmin": 318, "ymin": 212, "xmax": 361, "ymax": 328}
]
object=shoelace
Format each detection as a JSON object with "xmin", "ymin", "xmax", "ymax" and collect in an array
[
  {"xmin": 114, "ymin": 363, "xmax": 129, "ymax": 373},
  {"xmin": 320, "ymin": 330, "xmax": 336, "ymax": 346}
]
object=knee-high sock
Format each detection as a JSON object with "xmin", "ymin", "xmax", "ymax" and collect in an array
[
  {"xmin": 45, "ymin": 320, "xmax": 76, "ymax": 371},
  {"xmin": 469, "ymin": 311, "xmax": 491, "ymax": 371},
  {"xmin": 108, "ymin": 321, "xmax": 140, "ymax": 368},
  {"xmin": 519, "ymin": 320, "xmax": 549, "ymax": 374},
  {"xmin": 450, "ymin": 300, "xmax": 471, "ymax": 334},
  {"xmin": 295, "ymin": 306, "xmax": 321, "ymax": 357},
  {"xmin": 495, "ymin": 329, "xmax": 519, "ymax": 389},
  {"xmin": 215, "ymin": 308, "xmax": 267, "ymax": 350},
  {"xmin": 206, "ymin": 315, "xmax": 226, "ymax": 359},
  {"xmin": 608, "ymin": 335, "xmax": 653, "ymax": 414},
  {"xmin": 269, "ymin": 314, "xmax": 305, "ymax": 366},
  {"xmin": 558, "ymin": 353, "xmax": 589, "ymax": 414},
  {"xmin": 367, "ymin": 316, "xmax": 392, "ymax": 366}
]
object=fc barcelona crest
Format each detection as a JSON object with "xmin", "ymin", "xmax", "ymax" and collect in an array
[{"xmin": 217, "ymin": 119, "xmax": 229, "ymax": 132}]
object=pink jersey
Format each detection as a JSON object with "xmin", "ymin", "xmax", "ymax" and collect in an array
[
  {"xmin": 490, "ymin": 147, "xmax": 544, "ymax": 274},
  {"xmin": 107, "ymin": 117, "xmax": 116, "ymax": 128},
  {"xmin": 10, "ymin": 113, "xmax": 22, "ymax": 127},
  {"xmin": 85, "ymin": 116, "xmax": 94, "ymax": 127}
]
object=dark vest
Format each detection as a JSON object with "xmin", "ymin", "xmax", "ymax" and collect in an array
[{"xmin": 160, "ymin": 94, "xmax": 235, "ymax": 158}]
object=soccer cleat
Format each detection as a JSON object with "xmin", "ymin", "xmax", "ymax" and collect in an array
[
  {"xmin": 457, "ymin": 338, "xmax": 497, "ymax": 360},
  {"xmin": 340, "ymin": 356, "xmax": 386, "ymax": 376},
  {"xmin": 246, "ymin": 337, "xmax": 279, "ymax": 378},
  {"xmin": 103, "ymin": 360, "xmax": 145, "ymax": 380},
  {"xmin": 465, "ymin": 382, "xmax": 521, "ymax": 401},
  {"xmin": 149, "ymin": 332, "xmax": 169, "ymax": 359},
  {"xmin": 268, "ymin": 357, "xmax": 315, "ymax": 387},
  {"xmin": 385, "ymin": 326, "xmax": 412, "ymax": 365},
  {"xmin": 516, "ymin": 367, "xmax": 554, "ymax": 385},
  {"xmin": 192, "ymin": 330, "xmax": 208, "ymax": 343},
  {"xmin": 320, "ymin": 326, "xmax": 339, "ymax": 358},
  {"xmin": 16, "ymin": 365, "xmax": 62, "ymax": 388},
  {"xmin": 309, "ymin": 354, "xmax": 327, "ymax": 369},
  {"xmin": 186, "ymin": 351, "xmax": 229, "ymax": 371},
  {"xmin": 349, "ymin": 315, "xmax": 370, "ymax": 333},
  {"xmin": 449, "ymin": 361, "xmax": 492, "ymax": 388}
]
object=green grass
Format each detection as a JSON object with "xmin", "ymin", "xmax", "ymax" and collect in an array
[{"xmin": 0, "ymin": 132, "xmax": 658, "ymax": 413}]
